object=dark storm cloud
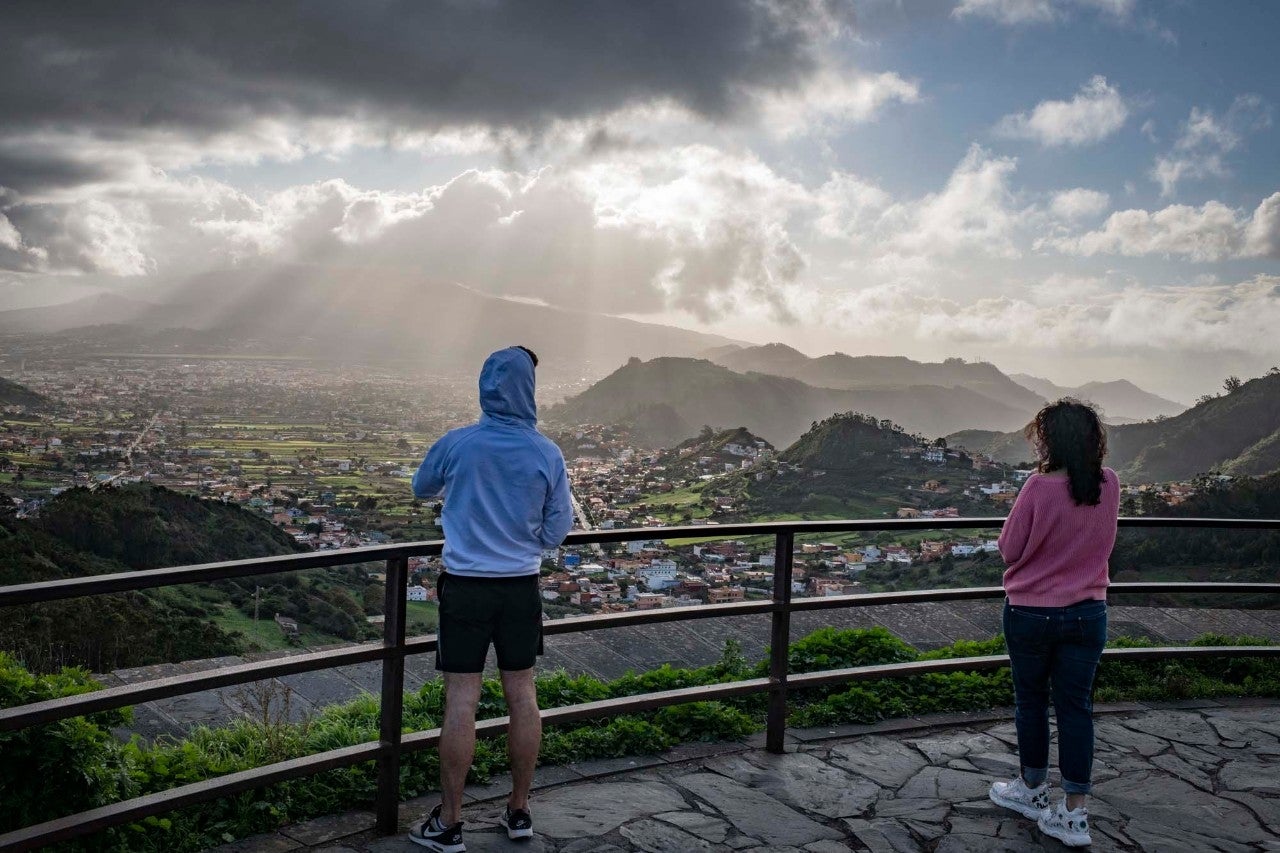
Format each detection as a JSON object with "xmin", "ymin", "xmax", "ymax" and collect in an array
[{"xmin": 0, "ymin": 1, "xmax": 849, "ymax": 166}]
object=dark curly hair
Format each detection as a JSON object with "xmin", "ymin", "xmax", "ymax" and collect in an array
[{"xmin": 1024, "ymin": 398, "xmax": 1107, "ymax": 506}]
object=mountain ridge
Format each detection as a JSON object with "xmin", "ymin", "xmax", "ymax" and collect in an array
[
  {"xmin": 546, "ymin": 356, "xmax": 1035, "ymax": 447},
  {"xmin": 1009, "ymin": 373, "xmax": 1185, "ymax": 421}
]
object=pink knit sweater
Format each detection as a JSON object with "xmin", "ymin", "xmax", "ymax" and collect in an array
[{"xmin": 998, "ymin": 467, "xmax": 1120, "ymax": 607}]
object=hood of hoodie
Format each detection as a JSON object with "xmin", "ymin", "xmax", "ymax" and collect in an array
[{"xmin": 478, "ymin": 347, "xmax": 537, "ymax": 425}]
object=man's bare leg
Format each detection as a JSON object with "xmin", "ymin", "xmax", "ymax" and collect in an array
[
  {"xmin": 439, "ymin": 672, "xmax": 482, "ymax": 825},
  {"xmin": 500, "ymin": 667, "xmax": 541, "ymax": 812}
]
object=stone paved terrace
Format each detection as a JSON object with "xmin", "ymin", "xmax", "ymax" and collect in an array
[
  {"xmin": 212, "ymin": 700, "xmax": 1280, "ymax": 853},
  {"xmin": 104, "ymin": 602, "xmax": 1280, "ymax": 740}
]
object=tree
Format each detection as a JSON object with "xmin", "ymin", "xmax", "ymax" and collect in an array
[
  {"xmin": 1195, "ymin": 394, "xmax": 1216, "ymax": 406},
  {"xmin": 1223, "ymin": 376, "xmax": 1243, "ymax": 394}
]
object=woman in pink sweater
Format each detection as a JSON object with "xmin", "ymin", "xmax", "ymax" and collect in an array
[{"xmin": 988, "ymin": 399, "xmax": 1120, "ymax": 848}]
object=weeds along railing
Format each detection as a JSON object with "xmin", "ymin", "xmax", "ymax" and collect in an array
[{"xmin": 1, "ymin": 516, "xmax": 1279, "ymax": 849}]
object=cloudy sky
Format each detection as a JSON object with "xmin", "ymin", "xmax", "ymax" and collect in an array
[{"xmin": 2, "ymin": 0, "xmax": 1277, "ymax": 399}]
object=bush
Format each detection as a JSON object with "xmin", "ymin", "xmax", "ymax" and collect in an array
[{"xmin": 2, "ymin": 629, "xmax": 1278, "ymax": 850}]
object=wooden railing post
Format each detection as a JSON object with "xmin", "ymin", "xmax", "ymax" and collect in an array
[
  {"xmin": 375, "ymin": 556, "xmax": 408, "ymax": 834},
  {"xmin": 766, "ymin": 530, "xmax": 794, "ymax": 754}
]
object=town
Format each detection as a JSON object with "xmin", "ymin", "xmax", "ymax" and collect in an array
[{"xmin": 0, "ymin": 357, "xmax": 1220, "ymax": 639}]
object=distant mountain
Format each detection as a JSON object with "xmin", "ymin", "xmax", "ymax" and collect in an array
[
  {"xmin": 711, "ymin": 344, "xmax": 1045, "ymax": 413},
  {"xmin": 0, "ymin": 266, "xmax": 739, "ymax": 374},
  {"xmin": 1009, "ymin": 373, "xmax": 1185, "ymax": 422},
  {"xmin": 546, "ymin": 356, "xmax": 1035, "ymax": 447},
  {"xmin": 0, "ymin": 377, "xmax": 50, "ymax": 411},
  {"xmin": 944, "ymin": 429, "xmax": 1033, "ymax": 466},
  {"xmin": 546, "ymin": 357, "xmax": 831, "ymax": 446},
  {"xmin": 0, "ymin": 292, "xmax": 151, "ymax": 334},
  {"xmin": 950, "ymin": 372, "xmax": 1280, "ymax": 482}
]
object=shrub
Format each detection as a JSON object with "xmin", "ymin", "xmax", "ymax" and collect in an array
[{"xmin": 2, "ymin": 629, "xmax": 1278, "ymax": 850}]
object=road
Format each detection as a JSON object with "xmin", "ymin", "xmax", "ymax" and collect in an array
[
  {"xmin": 92, "ymin": 412, "xmax": 161, "ymax": 490},
  {"xmin": 569, "ymin": 486, "xmax": 605, "ymax": 556}
]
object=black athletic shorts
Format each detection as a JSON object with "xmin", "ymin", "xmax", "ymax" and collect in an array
[{"xmin": 435, "ymin": 572, "xmax": 544, "ymax": 673}]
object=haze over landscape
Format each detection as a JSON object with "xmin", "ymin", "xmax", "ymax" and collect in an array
[{"xmin": 1, "ymin": 0, "xmax": 1279, "ymax": 399}]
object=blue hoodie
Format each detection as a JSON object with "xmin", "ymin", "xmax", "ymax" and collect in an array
[{"xmin": 412, "ymin": 347, "xmax": 574, "ymax": 576}]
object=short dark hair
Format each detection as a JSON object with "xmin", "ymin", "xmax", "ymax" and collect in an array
[{"xmin": 515, "ymin": 346, "xmax": 538, "ymax": 368}]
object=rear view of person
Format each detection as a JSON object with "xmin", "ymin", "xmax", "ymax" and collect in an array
[
  {"xmin": 408, "ymin": 346, "xmax": 573, "ymax": 853},
  {"xmin": 988, "ymin": 399, "xmax": 1120, "ymax": 848}
]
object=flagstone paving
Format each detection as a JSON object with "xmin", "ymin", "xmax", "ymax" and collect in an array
[{"xmin": 213, "ymin": 700, "xmax": 1280, "ymax": 852}]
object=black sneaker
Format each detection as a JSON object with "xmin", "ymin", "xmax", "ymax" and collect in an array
[
  {"xmin": 408, "ymin": 804, "xmax": 465, "ymax": 852},
  {"xmin": 503, "ymin": 805, "xmax": 534, "ymax": 840}
]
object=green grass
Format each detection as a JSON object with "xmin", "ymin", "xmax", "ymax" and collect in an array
[
  {"xmin": 405, "ymin": 600, "xmax": 440, "ymax": 635},
  {"xmin": 210, "ymin": 604, "xmax": 347, "ymax": 652}
]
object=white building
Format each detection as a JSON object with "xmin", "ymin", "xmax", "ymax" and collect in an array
[
  {"xmin": 407, "ymin": 585, "xmax": 430, "ymax": 602},
  {"xmin": 638, "ymin": 563, "xmax": 679, "ymax": 590}
]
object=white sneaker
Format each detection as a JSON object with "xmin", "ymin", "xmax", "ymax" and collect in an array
[
  {"xmin": 1038, "ymin": 799, "xmax": 1092, "ymax": 848},
  {"xmin": 988, "ymin": 775, "xmax": 1050, "ymax": 820}
]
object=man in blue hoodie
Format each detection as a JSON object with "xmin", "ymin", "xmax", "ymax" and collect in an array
[{"xmin": 408, "ymin": 346, "xmax": 573, "ymax": 852}]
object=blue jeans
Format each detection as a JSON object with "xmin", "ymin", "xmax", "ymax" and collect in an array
[{"xmin": 1003, "ymin": 598, "xmax": 1107, "ymax": 795}]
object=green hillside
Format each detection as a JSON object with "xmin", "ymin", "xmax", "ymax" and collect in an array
[
  {"xmin": 1107, "ymin": 373, "xmax": 1280, "ymax": 481},
  {"xmin": 0, "ymin": 484, "xmax": 382, "ymax": 673},
  {"xmin": 0, "ymin": 376, "xmax": 50, "ymax": 411},
  {"xmin": 703, "ymin": 412, "xmax": 1001, "ymax": 519}
]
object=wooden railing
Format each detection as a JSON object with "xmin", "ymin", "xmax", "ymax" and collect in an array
[{"xmin": 1, "ymin": 516, "xmax": 1278, "ymax": 850}]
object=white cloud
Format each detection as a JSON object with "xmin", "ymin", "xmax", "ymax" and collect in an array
[
  {"xmin": 953, "ymin": 0, "xmax": 1057, "ymax": 25},
  {"xmin": 814, "ymin": 173, "xmax": 893, "ymax": 238},
  {"xmin": 1150, "ymin": 95, "xmax": 1271, "ymax": 196},
  {"xmin": 811, "ymin": 145, "xmax": 1031, "ymax": 268},
  {"xmin": 888, "ymin": 145, "xmax": 1025, "ymax": 258},
  {"xmin": 816, "ymin": 274, "xmax": 1280, "ymax": 357},
  {"xmin": 995, "ymin": 76, "xmax": 1128, "ymax": 146},
  {"xmin": 1042, "ymin": 191, "xmax": 1280, "ymax": 261},
  {"xmin": 0, "ymin": 212, "xmax": 22, "ymax": 251},
  {"xmin": 953, "ymin": 0, "xmax": 1136, "ymax": 26},
  {"xmin": 757, "ymin": 69, "xmax": 921, "ymax": 137},
  {"xmin": 1050, "ymin": 188, "xmax": 1110, "ymax": 220}
]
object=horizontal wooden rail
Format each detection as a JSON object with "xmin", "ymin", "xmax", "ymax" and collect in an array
[
  {"xmin": 2, "ymin": 515, "xmax": 1278, "ymax": 849},
  {"xmin": 4, "ymin": 516, "xmax": 1278, "ymax": 607},
  {"xmin": 4, "ymin": 644, "xmax": 1278, "ymax": 851}
]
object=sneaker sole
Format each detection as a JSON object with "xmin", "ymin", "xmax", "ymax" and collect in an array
[
  {"xmin": 408, "ymin": 835, "xmax": 467, "ymax": 853},
  {"xmin": 989, "ymin": 789, "xmax": 1047, "ymax": 821},
  {"xmin": 506, "ymin": 826, "xmax": 534, "ymax": 840},
  {"xmin": 1038, "ymin": 820, "xmax": 1091, "ymax": 848}
]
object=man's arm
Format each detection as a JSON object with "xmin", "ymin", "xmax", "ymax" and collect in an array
[
  {"xmin": 539, "ymin": 456, "xmax": 574, "ymax": 548},
  {"xmin": 412, "ymin": 436, "xmax": 450, "ymax": 499}
]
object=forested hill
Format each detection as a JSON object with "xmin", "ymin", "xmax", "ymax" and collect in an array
[
  {"xmin": 702, "ymin": 412, "xmax": 979, "ymax": 518},
  {"xmin": 1107, "ymin": 372, "xmax": 1280, "ymax": 482},
  {"xmin": 1112, "ymin": 472, "xmax": 1280, "ymax": 575},
  {"xmin": 0, "ymin": 376, "xmax": 50, "ymax": 411},
  {"xmin": 779, "ymin": 412, "xmax": 918, "ymax": 471},
  {"xmin": 28, "ymin": 482, "xmax": 302, "ymax": 569},
  {"xmin": 0, "ymin": 485, "xmax": 379, "ymax": 673}
]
